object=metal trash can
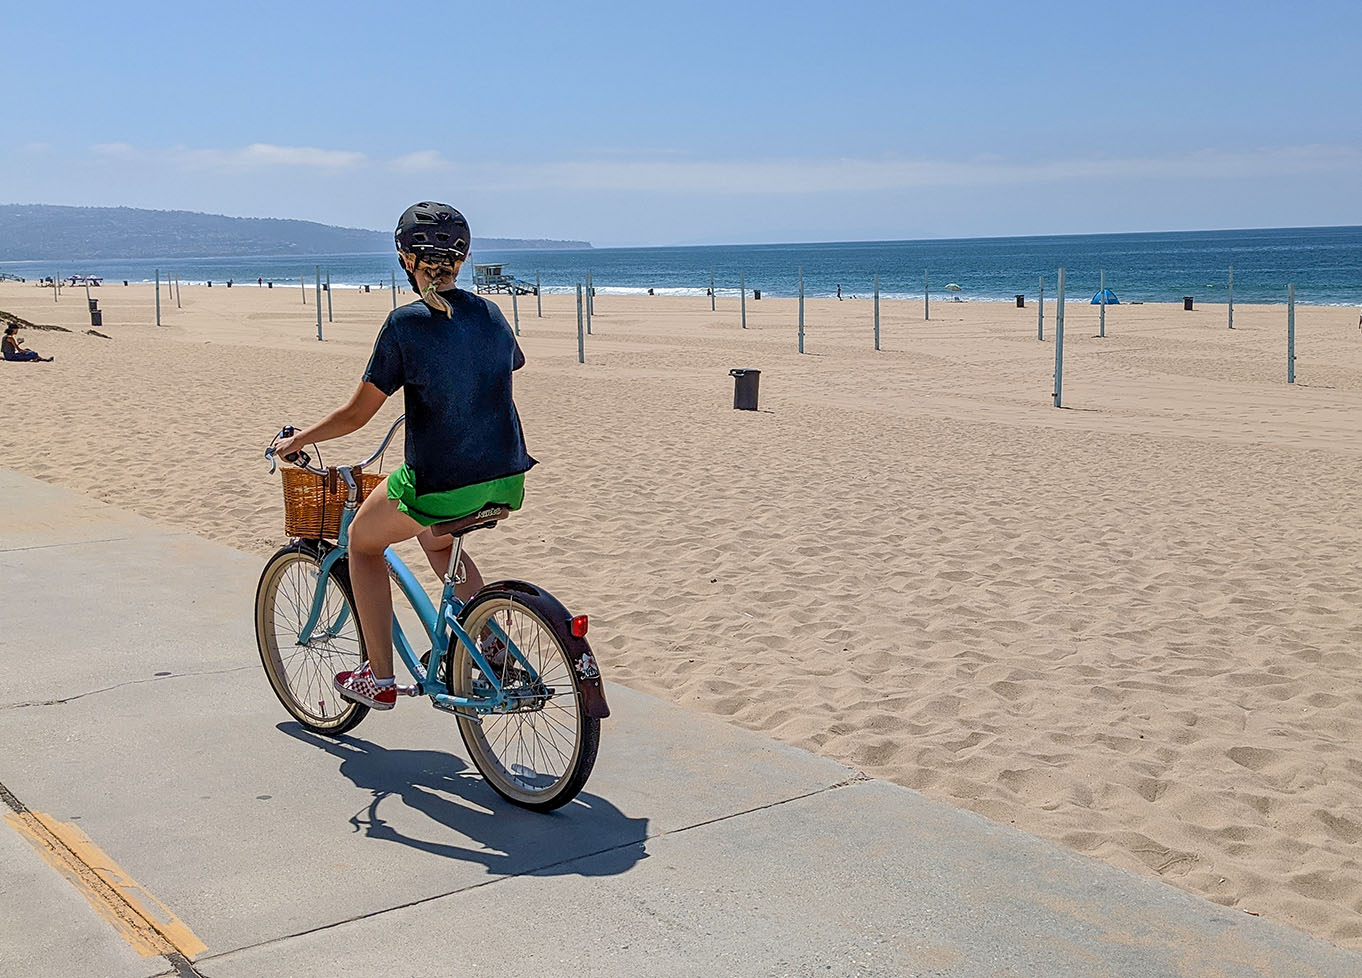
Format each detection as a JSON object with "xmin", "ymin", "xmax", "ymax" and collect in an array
[
  {"xmin": 729, "ymin": 368, "xmax": 761, "ymax": 411},
  {"xmin": 1015, "ymin": 294, "xmax": 1025, "ymax": 308},
  {"xmin": 90, "ymin": 310, "xmax": 102, "ymax": 327},
  {"xmin": 364, "ymin": 285, "xmax": 371, "ymax": 293},
  {"xmin": 1183, "ymin": 296, "xmax": 1194, "ymax": 311},
  {"xmin": 268, "ymin": 282, "xmax": 273, "ymax": 288},
  {"xmin": 753, "ymin": 289, "xmax": 762, "ymax": 300},
  {"xmin": 88, "ymin": 298, "xmax": 98, "ymax": 312}
]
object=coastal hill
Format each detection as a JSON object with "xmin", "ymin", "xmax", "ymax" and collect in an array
[{"xmin": 0, "ymin": 204, "xmax": 590, "ymax": 261}]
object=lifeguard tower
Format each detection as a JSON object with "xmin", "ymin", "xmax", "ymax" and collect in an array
[{"xmin": 473, "ymin": 263, "xmax": 537, "ymax": 295}]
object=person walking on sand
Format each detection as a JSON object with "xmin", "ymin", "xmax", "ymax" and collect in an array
[
  {"xmin": 271, "ymin": 202, "xmax": 535, "ymax": 711},
  {"xmin": 836, "ymin": 284, "xmax": 842, "ymax": 301},
  {"xmin": 2, "ymin": 324, "xmax": 54, "ymax": 362}
]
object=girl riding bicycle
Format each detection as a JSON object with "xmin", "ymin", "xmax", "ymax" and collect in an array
[{"xmin": 272, "ymin": 202, "xmax": 536, "ymax": 711}]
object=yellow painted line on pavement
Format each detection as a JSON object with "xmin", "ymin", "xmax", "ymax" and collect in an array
[{"xmin": 5, "ymin": 810, "xmax": 207, "ymax": 960}]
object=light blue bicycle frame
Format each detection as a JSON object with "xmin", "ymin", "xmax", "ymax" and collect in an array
[{"xmin": 292, "ymin": 475, "xmax": 535, "ymax": 716}]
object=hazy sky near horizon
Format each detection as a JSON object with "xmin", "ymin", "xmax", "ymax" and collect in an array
[{"xmin": 5, "ymin": 0, "xmax": 1362, "ymax": 247}]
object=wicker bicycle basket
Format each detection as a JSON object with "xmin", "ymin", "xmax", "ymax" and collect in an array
[{"xmin": 281, "ymin": 467, "xmax": 384, "ymax": 539}]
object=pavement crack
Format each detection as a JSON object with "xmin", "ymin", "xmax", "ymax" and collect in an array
[
  {"xmin": 167, "ymin": 952, "xmax": 208, "ymax": 977},
  {"xmin": 0, "ymin": 533, "xmax": 182, "ymax": 555},
  {"xmin": 0, "ymin": 665, "xmax": 255, "ymax": 710},
  {"xmin": 193, "ymin": 773, "xmax": 874, "ymax": 966}
]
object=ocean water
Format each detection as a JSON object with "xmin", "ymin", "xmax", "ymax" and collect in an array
[{"xmin": 3, "ymin": 226, "xmax": 1360, "ymax": 305}]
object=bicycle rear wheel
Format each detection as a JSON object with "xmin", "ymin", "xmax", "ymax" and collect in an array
[
  {"xmin": 255, "ymin": 542, "xmax": 368, "ymax": 735},
  {"xmin": 453, "ymin": 588, "xmax": 599, "ymax": 811}
]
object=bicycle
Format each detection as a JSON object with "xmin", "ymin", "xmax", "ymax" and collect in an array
[{"xmin": 255, "ymin": 416, "xmax": 608, "ymax": 811}]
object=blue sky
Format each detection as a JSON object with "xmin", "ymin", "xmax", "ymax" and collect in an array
[{"xmin": 5, "ymin": 0, "xmax": 1361, "ymax": 246}]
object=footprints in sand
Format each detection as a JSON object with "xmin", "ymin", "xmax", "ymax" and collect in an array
[{"xmin": 1226, "ymin": 745, "xmax": 1279, "ymax": 772}]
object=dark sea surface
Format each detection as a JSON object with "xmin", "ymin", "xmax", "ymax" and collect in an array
[{"xmin": 3, "ymin": 226, "xmax": 1360, "ymax": 305}]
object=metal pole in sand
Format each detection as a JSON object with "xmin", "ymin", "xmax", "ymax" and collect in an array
[
  {"xmin": 326, "ymin": 270, "xmax": 333, "ymax": 322},
  {"xmin": 710, "ymin": 269, "xmax": 716, "ymax": 311},
  {"xmin": 1099, "ymin": 269, "xmax": 1106, "ymax": 338},
  {"xmin": 536, "ymin": 271, "xmax": 542, "ymax": 318},
  {"xmin": 315, "ymin": 266, "xmax": 323, "ymax": 341},
  {"xmin": 155, "ymin": 269, "xmax": 161, "ymax": 327},
  {"xmin": 585, "ymin": 274, "xmax": 592, "ymax": 335},
  {"xmin": 1228, "ymin": 266, "xmax": 1234, "ymax": 330},
  {"xmin": 175, "ymin": 274, "xmax": 181, "ymax": 309},
  {"xmin": 1287, "ymin": 283, "xmax": 1296, "ymax": 384},
  {"xmin": 740, "ymin": 270, "xmax": 747, "ymax": 329},
  {"xmin": 873, "ymin": 273, "xmax": 881, "ymax": 351},
  {"xmin": 391, "ymin": 270, "xmax": 397, "ymax": 309},
  {"xmin": 1037, "ymin": 275, "xmax": 1044, "ymax": 340},
  {"xmin": 924, "ymin": 269, "xmax": 930, "ymax": 320},
  {"xmin": 798, "ymin": 267, "xmax": 805, "ymax": 354},
  {"xmin": 576, "ymin": 284, "xmax": 585, "ymax": 363},
  {"xmin": 511, "ymin": 287, "xmax": 520, "ymax": 336},
  {"xmin": 53, "ymin": 274, "xmax": 57, "ymax": 303},
  {"xmin": 1053, "ymin": 268, "xmax": 1066, "ymax": 407}
]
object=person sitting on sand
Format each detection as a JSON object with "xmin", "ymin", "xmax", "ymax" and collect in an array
[
  {"xmin": 2, "ymin": 324, "xmax": 54, "ymax": 362},
  {"xmin": 272, "ymin": 201, "xmax": 535, "ymax": 712}
]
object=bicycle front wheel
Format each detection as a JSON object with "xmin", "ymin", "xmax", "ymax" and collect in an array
[
  {"xmin": 453, "ymin": 588, "xmax": 599, "ymax": 811},
  {"xmin": 255, "ymin": 542, "xmax": 368, "ymax": 735}
]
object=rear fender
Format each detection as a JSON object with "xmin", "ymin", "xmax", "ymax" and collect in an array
[{"xmin": 471, "ymin": 579, "xmax": 610, "ymax": 719}]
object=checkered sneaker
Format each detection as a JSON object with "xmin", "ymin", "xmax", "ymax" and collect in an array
[{"xmin": 333, "ymin": 661, "xmax": 397, "ymax": 710}]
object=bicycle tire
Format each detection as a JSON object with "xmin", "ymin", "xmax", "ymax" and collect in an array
[
  {"xmin": 255, "ymin": 541, "xmax": 369, "ymax": 736},
  {"xmin": 453, "ymin": 586, "xmax": 600, "ymax": 811}
]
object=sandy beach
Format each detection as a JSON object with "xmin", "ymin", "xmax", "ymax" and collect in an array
[{"xmin": 3, "ymin": 279, "xmax": 1362, "ymax": 949}]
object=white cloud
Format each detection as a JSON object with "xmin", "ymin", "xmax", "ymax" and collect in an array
[
  {"xmin": 175, "ymin": 143, "xmax": 367, "ymax": 170},
  {"xmin": 88, "ymin": 141, "xmax": 366, "ymax": 171},
  {"xmin": 91, "ymin": 142, "xmax": 137, "ymax": 158},
  {"xmin": 444, "ymin": 145, "xmax": 1362, "ymax": 195},
  {"xmin": 389, "ymin": 150, "xmax": 453, "ymax": 174},
  {"xmin": 80, "ymin": 140, "xmax": 1362, "ymax": 197}
]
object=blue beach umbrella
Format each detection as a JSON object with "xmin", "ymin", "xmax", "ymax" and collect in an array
[{"xmin": 1091, "ymin": 288, "xmax": 1119, "ymax": 304}]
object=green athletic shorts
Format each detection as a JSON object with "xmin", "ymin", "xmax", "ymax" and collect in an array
[{"xmin": 386, "ymin": 464, "xmax": 525, "ymax": 527}]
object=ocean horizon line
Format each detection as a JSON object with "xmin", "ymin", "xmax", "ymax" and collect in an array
[{"xmin": 2, "ymin": 225, "xmax": 1358, "ymax": 306}]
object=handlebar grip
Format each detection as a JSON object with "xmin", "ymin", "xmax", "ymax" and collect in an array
[{"xmin": 276, "ymin": 425, "xmax": 311, "ymax": 467}]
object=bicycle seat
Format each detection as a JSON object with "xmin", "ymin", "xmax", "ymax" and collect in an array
[{"xmin": 429, "ymin": 504, "xmax": 512, "ymax": 539}]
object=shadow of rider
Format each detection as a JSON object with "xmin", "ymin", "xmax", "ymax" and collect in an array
[{"xmin": 279, "ymin": 723, "xmax": 648, "ymax": 878}]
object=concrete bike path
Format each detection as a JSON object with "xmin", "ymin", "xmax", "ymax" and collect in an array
[{"xmin": 0, "ymin": 468, "xmax": 1358, "ymax": 978}]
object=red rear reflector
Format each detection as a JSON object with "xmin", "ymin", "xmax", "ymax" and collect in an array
[{"xmin": 570, "ymin": 615, "xmax": 589, "ymax": 638}]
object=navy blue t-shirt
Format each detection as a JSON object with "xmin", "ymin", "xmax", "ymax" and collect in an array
[{"xmin": 363, "ymin": 290, "xmax": 536, "ymax": 496}]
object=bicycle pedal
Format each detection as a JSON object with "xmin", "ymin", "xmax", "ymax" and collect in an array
[{"xmin": 397, "ymin": 684, "xmax": 423, "ymax": 697}]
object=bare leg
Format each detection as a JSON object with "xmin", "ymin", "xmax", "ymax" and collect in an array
[
  {"xmin": 418, "ymin": 530, "xmax": 485, "ymax": 602},
  {"xmin": 348, "ymin": 479, "xmax": 424, "ymax": 679}
]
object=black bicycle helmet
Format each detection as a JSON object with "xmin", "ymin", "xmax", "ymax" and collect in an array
[{"xmin": 394, "ymin": 201, "xmax": 470, "ymax": 259}]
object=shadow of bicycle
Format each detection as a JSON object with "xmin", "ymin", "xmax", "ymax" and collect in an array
[{"xmin": 279, "ymin": 722, "xmax": 648, "ymax": 878}]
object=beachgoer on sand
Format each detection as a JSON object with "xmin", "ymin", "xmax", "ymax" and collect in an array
[
  {"xmin": 2, "ymin": 324, "xmax": 54, "ymax": 362},
  {"xmin": 272, "ymin": 201, "xmax": 535, "ymax": 711}
]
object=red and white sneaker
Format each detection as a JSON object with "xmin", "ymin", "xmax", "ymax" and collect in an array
[{"xmin": 333, "ymin": 662, "xmax": 397, "ymax": 710}]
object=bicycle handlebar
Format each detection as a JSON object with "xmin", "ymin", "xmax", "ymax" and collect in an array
[{"xmin": 265, "ymin": 415, "xmax": 405, "ymax": 476}]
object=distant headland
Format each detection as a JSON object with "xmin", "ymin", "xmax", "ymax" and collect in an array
[{"xmin": 0, "ymin": 204, "xmax": 591, "ymax": 261}]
